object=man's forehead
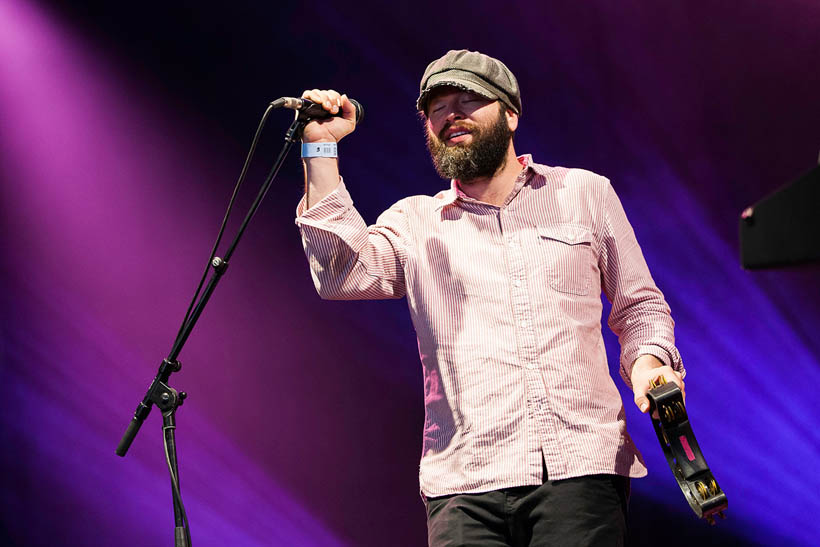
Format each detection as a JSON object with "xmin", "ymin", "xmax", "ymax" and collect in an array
[{"xmin": 427, "ymin": 85, "xmax": 491, "ymax": 104}]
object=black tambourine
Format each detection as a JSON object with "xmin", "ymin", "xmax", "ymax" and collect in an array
[{"xmin": 646, "ymin": 376, "xmax": 728, "ymax": 525}]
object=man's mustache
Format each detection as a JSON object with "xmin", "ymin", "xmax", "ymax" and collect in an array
[{"xmin": 439, "ymin": 121, "xmax": 477, "ymax": 141}]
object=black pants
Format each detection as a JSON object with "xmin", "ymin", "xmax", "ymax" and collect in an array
[{"xmin": 425, "ymin": 473, "xmax": 629, "ymax": 547}]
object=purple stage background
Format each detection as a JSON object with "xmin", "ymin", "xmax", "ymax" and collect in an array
[{"xmin": 2, "ymin": 1, "xmax": 819, "ymax": 545}]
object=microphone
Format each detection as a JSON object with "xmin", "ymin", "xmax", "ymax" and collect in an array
[{"xmin": 272, "ymin": 97, "xmax": 364, "ymax": 124}]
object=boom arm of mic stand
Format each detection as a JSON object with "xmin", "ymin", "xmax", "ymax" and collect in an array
[
  {"xmin": 116, "ymin": 358, "xmax": 181, "ymax": 456},
  {"xmin": 115, "ymin": 114, "xmax": 309, "ymax": 457},
  {"xmin": 113, "ymin": 107, "xmax": 312, "ymax": 547}
]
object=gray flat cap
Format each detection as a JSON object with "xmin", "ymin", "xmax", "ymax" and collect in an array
[{"xmin": 417, "ymin": 49, "xmax": 521, "ymax": 116}]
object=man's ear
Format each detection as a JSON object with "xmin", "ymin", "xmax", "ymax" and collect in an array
[{"xmin": 506, "ymin": 109, "xmax": 519, "ymax": 132}]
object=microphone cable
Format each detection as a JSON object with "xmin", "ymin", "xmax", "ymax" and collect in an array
[{"xmin": 172, "ymin": 103, "xmax": 275, "ymax": 348}]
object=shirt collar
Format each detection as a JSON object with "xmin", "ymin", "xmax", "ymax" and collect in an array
[{"xmin": 434, "ymin": 154, "xmax": 539, "ymax": 211}]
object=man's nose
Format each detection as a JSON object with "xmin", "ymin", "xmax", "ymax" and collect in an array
[{"xmin": 445, "ymin": 107, "xmax": 464, "ymax": 122}]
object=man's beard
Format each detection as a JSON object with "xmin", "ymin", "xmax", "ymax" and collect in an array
[{"xmin": 426, "ymin": 105, "xmax": 513, "ymax": 183}]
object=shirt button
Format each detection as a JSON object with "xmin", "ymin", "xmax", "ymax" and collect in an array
[
  {"xmin": 526, "ymin": 363, "xmax": 537, "ymax": 370},
  {"xmin": 514, "ymin": 279, "xmax": 522, "ymax": 287},
  {"xmin": 520, "ymin": 320, "xmax": 528, "ymax": 329}
]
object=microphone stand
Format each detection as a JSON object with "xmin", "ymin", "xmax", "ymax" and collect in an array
[{"xmin": 115, "ymin": 109, "xmax": 312, "ymax": 547}]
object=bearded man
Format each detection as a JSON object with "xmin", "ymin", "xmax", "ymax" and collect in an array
[{"xmin": 295, "ymin": 50, "xmax": 685, "ymax": 546}]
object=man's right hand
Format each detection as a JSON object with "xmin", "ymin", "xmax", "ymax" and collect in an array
[{"xmin": 301, "ymin": 89, "xmax": 357, "ymax": 143}]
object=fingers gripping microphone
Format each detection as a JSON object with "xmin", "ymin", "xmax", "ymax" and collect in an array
[{"xmin": 272, "ymin": 97, "xmax": 364, "ymax": 124}]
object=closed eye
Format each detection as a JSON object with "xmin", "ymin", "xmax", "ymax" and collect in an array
[{"xmin": 461, "ymin": 98, "xmax": 486, "ymax": 107}]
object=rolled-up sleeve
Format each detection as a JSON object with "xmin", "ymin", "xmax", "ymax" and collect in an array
[
  {"xmin": 295, "ymin": 179, "xmax": 408, "ymax": 300},
  {"xmin": 598, "ymin": 182, "xmax": 685, "ymax": 388}
]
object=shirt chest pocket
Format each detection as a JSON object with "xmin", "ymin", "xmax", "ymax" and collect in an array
[{"xmin": 532, "ymin": 224, "xmax": 596, "ymax": 296}]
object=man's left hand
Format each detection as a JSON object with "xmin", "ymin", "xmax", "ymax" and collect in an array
[{"xmin": 630, "ymin": 355, "xmax": 685, "ymax": 414}]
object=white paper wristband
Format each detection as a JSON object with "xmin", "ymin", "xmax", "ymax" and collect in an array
[{"xmin": 301, "ymin": 142, "xmax": 338, "ymax": 158}]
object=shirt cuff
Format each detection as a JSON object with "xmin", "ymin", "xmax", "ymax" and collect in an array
[{"xmin": 295, "ymin": 177, "xmax": 352, "ymax": 225}]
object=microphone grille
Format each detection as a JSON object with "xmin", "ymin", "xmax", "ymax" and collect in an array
[{"xmin": 349, "ymin": 99, "xmax": 364, "ymax": 124}]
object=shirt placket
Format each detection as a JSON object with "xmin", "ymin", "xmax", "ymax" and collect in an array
[{"xmin": 500, "ymin": 208, "xmax": 566, "ymax": 480}]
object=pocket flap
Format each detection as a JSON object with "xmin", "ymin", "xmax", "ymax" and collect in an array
[{"xmin": 537, "ymin": 224, "xmax": 593, "ymax": 245}]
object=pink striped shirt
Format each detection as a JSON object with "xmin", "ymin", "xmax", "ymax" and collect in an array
[{"xmin": 296, "ymin": 155, "xmax": 684, "ymax": 497}]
